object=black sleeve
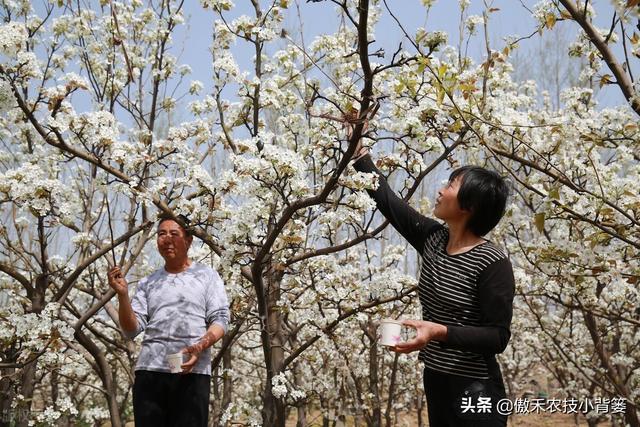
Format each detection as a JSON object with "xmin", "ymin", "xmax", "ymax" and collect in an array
[
  {"xmin": 353, "ymin": 154, "xmax": 441, "ymax": 251},
  {"xmin": 443, "ymin": 257, "xmax": 515, "ymax": 354}
]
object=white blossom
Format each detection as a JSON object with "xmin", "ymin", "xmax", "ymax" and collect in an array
[
  {"xmin": 0, "ymin": 78, "xmax": 15, "ymax": 112},
  {"xmin": 465, "ymin": 15, "xmax": 484, "ymax": 35},
  {"xmin": 0, "ymin": 22, "xmax": 28, "ymax": 55}
]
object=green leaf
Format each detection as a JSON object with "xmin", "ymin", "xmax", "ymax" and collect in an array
[
  {"xmin": 437, "ymin": 63, "xmax": 448, "ymax": 78},
  {"xmin": 545, "ymin": 13, "xmax": 556, "ymax": 29},
  {"xmin": 534, "ymin": 212, "xmax": 545, "ymax": 233},
  {"xmin": 599, "ymin": 74, "xmax": 613, "ymax": 87},
  {"xmin": 417, "ymin": 56, "xmax": 430, "ymax": 74},
  {"xmin": 433, "ymin": 81, "xmax": 445, "ymax": 105}
]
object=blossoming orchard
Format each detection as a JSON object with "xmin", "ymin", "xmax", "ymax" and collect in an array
[{"xmin": 0, "ymin": 0, "xmax": 639, "ymax": 426}]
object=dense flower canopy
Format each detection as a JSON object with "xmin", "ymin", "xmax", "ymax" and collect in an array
[{"xmin": 0, "ymin": 0, "xmax": 638, "ymax": 426}]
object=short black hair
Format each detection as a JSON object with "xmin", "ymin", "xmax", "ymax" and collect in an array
[
  {"xmin": 449, "ymin": 166, "xmax": 509, "ymax": 236},
  {"xmin": 157, "ymin": 213, "xmax": 193, "ymax": 236}
]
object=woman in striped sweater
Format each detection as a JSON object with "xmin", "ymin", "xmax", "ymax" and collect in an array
[{"xmin": 351, "ymin": 142, "xmax": 515, "ymax": 426}]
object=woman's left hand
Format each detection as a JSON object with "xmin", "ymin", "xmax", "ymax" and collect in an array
[{"xmin": 392, "ymin": 319, "xmax": 448, "ymax": 354}]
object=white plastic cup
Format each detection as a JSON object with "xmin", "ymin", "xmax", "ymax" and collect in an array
[
  {"xmin": 167, "ymin": 352, "xmax": 184, "ymax": 373},
  {"xmin": 379, "ymin": 319, "xmax": 403, "ymax": 347}
]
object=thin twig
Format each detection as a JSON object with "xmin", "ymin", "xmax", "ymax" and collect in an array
[{"xmin": 105, "ymin": 195, "xmax": 117, "ymax": 267}]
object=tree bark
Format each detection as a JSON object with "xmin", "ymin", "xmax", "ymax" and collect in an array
[
  {"xmin": 582, "ymin": 311, "xmax": 639, "ymax": 427},
  {"xmin": 0, "ymin": 363, "xmax": 15, "ymax": 427},
  {"xmin": 221, "ymin": 347, "xmax": 233, "ymax": 426},
  {"xmin": 367, "ymin": 321, "xmax": 381, "ymax": 427},
  {"xmin": 384, "ymin": 354, "xmax": 400, "ymax": 427},
  {"xmin": 557, "ymin": 0, "xmax": 640, "ymax": 116},
  {"xmin": 259, "ymin": 269, "xmax": 287, "ymax": 427},
  {"xmin": 16, "ymin": 242, "xmax": 46, "ymax": 427},
  {"xmin": 74, "ymin": 330, "xmax": 122, "ymax": 427},
  {"xmin": 15, "ymin": 361, "xmax": 36, "ymax": 427}
]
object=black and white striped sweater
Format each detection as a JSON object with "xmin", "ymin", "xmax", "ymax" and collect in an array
[{"xmin": 354, "ymin": 155, "xmax": 515, "ymax": 380}]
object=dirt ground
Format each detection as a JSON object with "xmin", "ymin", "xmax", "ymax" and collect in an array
[
  {"xmin": 285, "ymin": 411, "xmax": 599, "ymax": 426},
  {"xmin": 510, "ymin": 412, "xmax": 596, "ymax": 426}
]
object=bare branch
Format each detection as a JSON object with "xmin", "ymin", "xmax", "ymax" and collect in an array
[
  {"xmin": 0, "ymin": 261, "xmax": 33, "ymax": 293},
  {"xmin": 284, "ymin": 285, "xmax": 416, "ymax": 368},
  {"xmin": 558, "ymin": 0, "xmax": 640, "ymax": 115}
]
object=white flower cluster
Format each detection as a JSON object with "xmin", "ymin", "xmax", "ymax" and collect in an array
[
  {"xmin": 340, "ymin": 171, "xmax": 379, "ymax": 191},
  {"xmin": 71, "ymin": 232, "xmax": 94, "ymax": 248},
  {"xmin": 0, "ymin": 302, "xmax": 74, "ymax": 361},
  {"xmin": 344, "ymin": 191, "xmax": 377, "ymax": 212},
  {"xmin": 212, "ymin": 20, "xmax": 235, "ymax": 50},
  {"xmin": 271, "ymin": 372, "xmax": 306, "ymax": 401},
  {"xmin": 2, "ymin": 44, "xmax": 43, "ymax": 80},
  {"xmin": 309, "ymin": 32, "xmax": 358, "ymax": 73},
  {"xmin": 0, "ymin": 22, "xmax": 28, "ymax": 55},
  {"xmin": 229, "ymin": 138, "xmax": 310, "ymax": 202},
  {"xmin": 219, "ymin": 401, "xmax": 262, "ymax": 426},
  {"xmin": 532, "ymin": 0, "xmax": 555, "ymax": 26},
  {"xmin": 80, "ymin": 406, "xmax": 111, "ymax": 424},
  {"xmin": 0, "ymin": 163, "xmax": 76, "ymax": 219},
  {"xmin": 465, "ymin": 15, "xmax": 484, "ymax": 35},
  {"xmin": 213, "ymin": 51, "xmax": 242, "ymax": 84},
  {"xmin": 609, "ymin": 0, "xmax": 640, "ymax": 17},
  {"xmin": 0, "ymin": 77, "xmax": 15, "ymax": 112},
  {"xmin": 35, "ymin": 396, "xmax": 79, "ymax": 425},
  {"xmin": 68, "ymin": 111, "xmax": 120, "ymax": 148},
  {"xmin": 62, "ymin": 72, "xmax": 89, "ymax": 90},
  {"xmin": 201, "ymin": 0, "xmax": 235, "ymax": 11},
  {"xmin": 420, "ymin": 30, "xmax": 448, "ymax": 51},
  {"xmin": 189, "ymin": 80, "xmax": 204, "ymax": 95},
  {"xmin": 271, "ymin": 373, "xmax": 287, "ymax": 399}
]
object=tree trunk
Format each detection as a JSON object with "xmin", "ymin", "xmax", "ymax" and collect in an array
[
  {"xmin": 217, "ymin": 347, "xmax": 233, "ymax": 427},
  {"xmin": 211, "ymin": 365, "xmax": 221, "ymax": 427},
  {"xmin": 384, "ymin": 354, "xmax": 399, "ymax": 427},
  {"xmin": 296, "ymin": 405, "xmax": 307, "ymax": 427},
  {"xmin": 416, "ymin": 390, "xmax": 425, "ymax": 427},
  {"xmin": 16, "ymin": 276, "xmax": 46, "ymax": 427},
  {"xmin": 74, "ymin": 330, "xmax": 122, "ymax": 427},
  {"xmin": 260, "ymin": 271, "xmax": 286, "ymax": 427},
  {"xmin": 15, "ymin": 361, "xmax": 36, "ymax": 427},
  {"xmin": 582, "ymin": 311, "xmax": 639, "ymax": 427},
  {"xmin": 293, "ymin": 362, "xmax": 306, "ymax": 427},
  {"xmin": 367, "ymin": 321, "xmax": 381, "ymax": 427},
  {"xmin": 0, "ymin": 360, "xmax": 16, "ymax": 427}
]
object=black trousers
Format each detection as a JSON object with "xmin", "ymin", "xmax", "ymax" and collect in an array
[
  {"xmin": 423, "ymin": 367, "xmax": 508, "ymax": 427},
  {"xmin": 133, "ymin": 370, "xmax": 210, "ymax": 427}
]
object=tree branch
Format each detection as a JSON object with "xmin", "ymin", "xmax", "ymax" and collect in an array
[
  {"xmin": 283, "ymin": 285, "xmax": 416, "ymax": 368},
  {"xmin": 54, "ymin": 221, "xmax": 153, "ymax": 303},
  {"xmin": 558, "ymin": 0, "xmax": 639, "ymax": 115},
  {"xmin": 0, "ymin": 262, "xmax": 33, "ymax": 293}
]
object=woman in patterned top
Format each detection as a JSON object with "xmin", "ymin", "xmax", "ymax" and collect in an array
[{"xmin": 351, "ymin": 137, "xmax": 515, "ymax": 426}]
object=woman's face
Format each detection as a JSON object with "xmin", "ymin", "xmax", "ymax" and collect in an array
[{"xmin": 433, "ymin": 176, "xmax": 468, "ymax": 222}]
